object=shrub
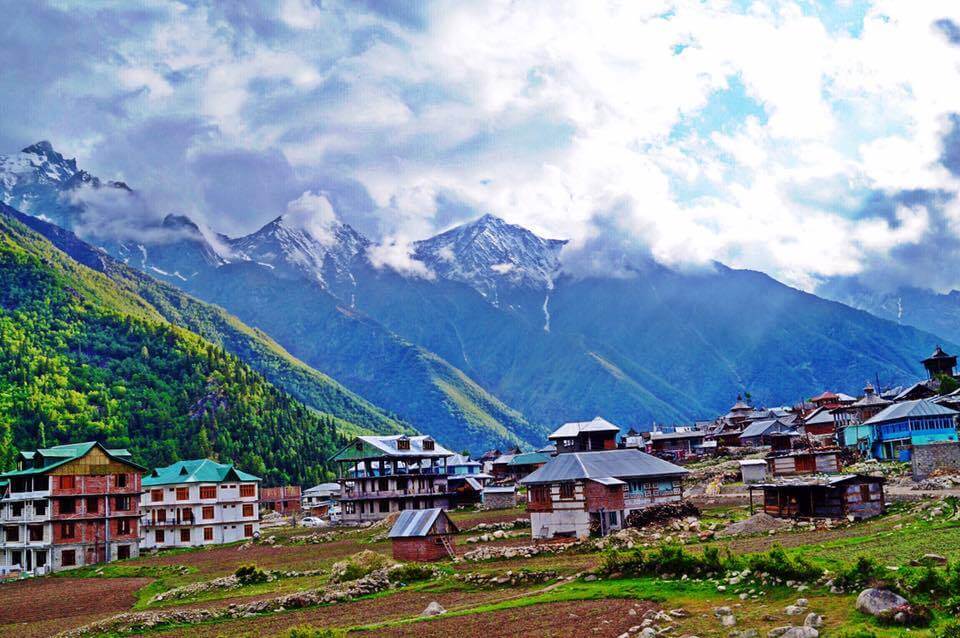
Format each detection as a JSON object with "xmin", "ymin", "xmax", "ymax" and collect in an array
[
  {"xmin": 834, "ymin": 629, "xmax": 876, "ymax": 638},
  {"xmin": 387, "ymin": 563, "xmax": 440, "ymax": 584},
  {"xmin": 944, "ymin": 595, "xmax": 960, "ymax": 616},
  {"xmin": 936, "ymin": 620, "xmax": 960, "ymax": 638},
  {"xmin": 601, "ymin": 544, "xmax": 739, "ymax": 578},
  {"xmin": 747, "ymin": 546, "xmax": 821, "ymax": 583},
  {"xmin": 877, "ymin": 603, "xmax": 932, "ymax": 628},
  {"xmin": 286, "ymin": 627, "xmax": 344, "ymax": 638},
  {"xmin": 234, "ymin": 564, "xmax": 269, "ymax": 585},
  {"xmin": 834, "ymin": 556, "xmax": 887, "ymax": 591},
  {"xmin": 899, "ymin": 566, "xmax": 949, "ymax": 598}
]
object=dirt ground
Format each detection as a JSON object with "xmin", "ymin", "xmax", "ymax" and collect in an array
[
  {"xmin": 0, "ymin": 576, "xmax": 150, "ymax": 638},
  {"xmin": 357, "ymin": 599, "xmax": 658, "ymax": 638},
  {"xmin": 151, "ymin": 586, "xmax": 544, "ymax": 637}
]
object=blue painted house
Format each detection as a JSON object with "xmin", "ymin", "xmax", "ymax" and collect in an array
[{"xmin": 856, "ymin": 399, "xmax": 959, "ymax": 460}]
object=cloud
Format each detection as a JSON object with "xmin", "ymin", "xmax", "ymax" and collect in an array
[
  {"xmin": 8, "ymin": 0, "xmax": 960, "ymax": 293},
  {"xmin": 282, "ymin": 191, "xmax": 340, "ymax": 245}
]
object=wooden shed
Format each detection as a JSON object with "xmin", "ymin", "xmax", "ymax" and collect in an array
[
  {"xmin": 748, "ymin": 474, "xmax": 885, "ymax": 520},
  {"xmin": 388, "ymin": 508, "xmax": 458, "ymax": 562}
]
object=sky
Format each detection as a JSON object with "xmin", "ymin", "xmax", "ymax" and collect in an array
[{"xmin": 5, "ymin": 0, "xmax": 960, "ymax": 292}]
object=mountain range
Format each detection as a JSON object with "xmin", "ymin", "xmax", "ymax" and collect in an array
[{"xmin": 1, "ymin": 141, "xmax": 955, "ymax": 455}]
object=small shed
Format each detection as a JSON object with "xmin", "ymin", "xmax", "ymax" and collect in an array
[
  {"xmin": 748, "ymin": 474, "xmax": 885, "ymax": 520},
  {"xmin": 739, "ymin": 459, "xmax": 768, "ymax": 484},
  {"xmin": 388, "ymin": 508, "xmax": 458, "ymax": 562},
  {"xmin": 482, "ymin": 485, "xmax": 517, "ymax": 509}
]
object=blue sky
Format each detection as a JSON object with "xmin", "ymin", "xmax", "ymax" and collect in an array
[{"xmin": 4, "ymin": 0, "xmax": 960, "ymax": 292}]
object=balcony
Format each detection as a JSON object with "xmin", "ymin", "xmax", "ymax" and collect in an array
[{"xmin": 341, "ymin": 488, "xmax": 453, "ymax": 501}]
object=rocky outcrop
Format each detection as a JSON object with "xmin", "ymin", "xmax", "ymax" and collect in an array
[{"xmin": 855, "ymin": 588, "xmax": 908, "ymax": 617}]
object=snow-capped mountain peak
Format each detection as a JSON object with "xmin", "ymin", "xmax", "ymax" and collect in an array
[{"xmin": 413, "ymin": 214, "xmax": 566, "ymax": 301}]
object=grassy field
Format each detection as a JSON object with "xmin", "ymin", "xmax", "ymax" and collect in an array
[{"xmin": 1, "ymin": 502, "xmax": 958, "ymax": 637}]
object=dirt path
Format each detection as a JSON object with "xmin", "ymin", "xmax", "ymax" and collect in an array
[{"xmin": 0, "ymin": 577, "xmax": 150, "ymax": 638}]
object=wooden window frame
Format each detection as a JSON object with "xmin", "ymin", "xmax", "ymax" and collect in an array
[
  {"xmin": 175, "ymin": 487, "xmax": 189, "ymax": 501},
  {"xmin": 202, "ymin": 505, "xmax": 215, "ymax": 520},
  {"xmin": 239, "ymin": 484, "xmax": 256, "ymax": 498},
  {"xmin": 199, "ymin": 486, "xmax": 217, "ymax": 499},
  {"xmin": 242, "ymin": 503, "xmax": 254, "ymax": 517},
  {"xmin": 559, "ymin": 482, "xmax": 575, "ymax": 500},
  {"xmin": 203, "ymin": 527, "xmax": 214, "ymax": 541}
]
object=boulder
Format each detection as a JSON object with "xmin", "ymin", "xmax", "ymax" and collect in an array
[
  {"xmin": 781, "ymin": 628, "xmax": 818, "ymax": 638},
  {"xmin": 421, "ymin": 601, "xmax": 446, "ymax": 616},
  {"xmin": 804, "ymin": 613, "xmax": 824, "ymax": 628},
  {"xmin": 855, "ymin": 588, "xmax": 908, "ymax": 617}
]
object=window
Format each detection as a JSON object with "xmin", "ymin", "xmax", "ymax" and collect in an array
[
  {"xmin": 608, "ymin": 511, "xmax": 618, "ymax": 525},
  {"xmin": 59, "ymin": 475, "xmax": 76, "ymax": 490},
  {"xmin": 61, "ymin": 549, "xmax": 76, "ymax": 567},
  {"xmin": 156, "ymin": 509, "xmax": 166, "ymax": 523},
  {"xmin": 117, "ymin": 545, "xmax": 130, "ymax": 560},
  {"xmin": 657, "ymin": 480, "xmax": 676, "ymax": 493},
  {"xmin": 150, "ymin": 489, "xmax": 164, "ymax": 502},
  {"xmin": 202, "ymin": 506, "xmax": 215, "ymax": 520},
  {"xmin": 559, "ymin": 482, "xmax": 575, "ymax": 500},
  {"xmin": 34, "ymin": 501, "xmax": 46, "ymax": 516},
  {"xmin": 5, "ymin": 527, "xmax": 18, "ymax": 542},
  {"xmin": 377, "ymin": 478, "xmax": 389, "ymax": 492},
  {"xmin": 627, "ymin": 480, "xmax": 647, "ymax": 494},
  {"xmin": 36, "ymin": 551, "xmax": 46, "ymax": 568},
  {"xmin": 115, "ymin": 474, "xmax": 128, "ymax": 488},
  {"xmin": 86, "ymin": 497, "xmax": 99, "ymax": 514},
  {"xmin": 397, "ymin": 438, "xmax": 410, "ymax": 450},
  {"xmin": 155, "ymin": 530, "xmax": 164, "ymax": 544},
  {"xmin": 114, "ymin": 496, "xmax": 131, "ymax": 511},
  {"xmin": 180, "ymin": 529, "xmax": 191, "ymax": 543},
  {"xmin": 11, "ymin": 551, "xmax": 21, "ymax": 567},
  {"xmin": 60, "ymin": 498, "xmax": 76, "ymax": 514},
  {"xmin": 243, "ymin": 524, "xmax": 254, "ymax": 538},
  {"xmin": 239, "ymin": 484, "xmax": 255, "ymax": 498},
  {"xmin": 200, "ymin": 486, "xmax": 217, "ymax": 499},
  {"xmin": 116, "ymin": 519, "xmax": 131, "ymax": 535},
  {"xmin": 859, "ymin": 484, "xmax": 873, "ymax": 502},
  {"xmin": 242, "ymin": 504, "xmax": 254, "ymax": 517},
  {"xmin": 530, "ymin": 486, "xmax": 550, "ymax": 503},
  {"xmin": 378, "ymin": 500, "xmax": 390, "ymax": 513},
  {"xmin": 11, "ymin": 502, "xmax": 22, "ymax": 517},
  {"xmin": 60, "ymin": 523, "xmax": 76, "ymax": 539},
  {"xmin": 422, "ymin": 438, "xmax": 435, "ymax": 451},
  {"xmin": 29, "ymin": 525, "xmax": 43, "ymax": 542},
  {"xmin": 203, "ymin": 527, "xmax": 214, "ymax": 541},
  {"xmin": 176, "ymin": 487, "xmax": 189, "ymax": 501}
]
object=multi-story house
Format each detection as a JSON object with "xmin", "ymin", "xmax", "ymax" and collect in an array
[
  {"xmin": 522, "ymin": 449, "xmax": 688, "ymax": 539},
  {"xmin": 330, "ymin": 435, "xmax": 454, "ymax": 525},
  {"xmin": 852, "ymin": 399, "xmax": 959, "ymax": 461},
  {"xmin": 548, "ymin": 417, "xmax": 620, "ymax": 453},
  {"xmin": 140, "ymin": 459, "xmax": 261, "ymax": 549},
  {"xmin": 0, "ymin": 442, "xmax": 144, "ymax": 575}
]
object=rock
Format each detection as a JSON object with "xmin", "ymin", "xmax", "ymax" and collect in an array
[
  {"xmin": 721, "ymin": 615, "xmax": 737, "ymax": 627},
  {"xmin": 768, "ymin": 628, "xmax": 791, "ymax": 638},
  {"xmin": 781, "ymin": 628, "xmax": 818, "ymax": 638},
  {"xmin": 421, "ymin": 601, "xmax": 446, "ymax": 616},
  {"xmin": 640, "ymin": 628, "xmax": 657, "ymax": 638},
  {"xmin": 919, "ymin": 553, "xmax": 948, "ymax": 566},
  {"xmin": 584, "ymin": 574, "xmax": 598, "ymax": 582},
  {"xmin": 795, "ymin": 598, "xmax": 808, "ymax": 608},
  {"xmin": 803, "ymin": 613, "xmax": 824, "ymax": 628},
  {"xmin": 855, "ymin": 588, "xmax": 908, "ymax": 617},
  {"xmin": 784, "ymin": 606, "xmax": 804, "ymax": 616},
  {"xmin": 713, "ymin": 607, "xmax": 733, "ymax": 617}
]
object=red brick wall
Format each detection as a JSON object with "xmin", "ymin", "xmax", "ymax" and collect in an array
[
  {"xmin": 391, "ymin": 537, "xmax": 451, "ymax": 561},
  {"xmin": 583, "ymin": 481, "xmax": 625, "ymax": 513}
]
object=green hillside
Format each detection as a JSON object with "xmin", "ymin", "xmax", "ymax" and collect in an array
[
  {"xmin": 4, "ymin": 205, "xmax": 409, "ymax": 439},
  {"xmin": 0, "ymin": 212, "xmax": 349, "ymax": 485}
]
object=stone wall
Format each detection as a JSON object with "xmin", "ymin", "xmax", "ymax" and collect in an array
[
  {"xmin": 482, "ymin": 491, "xmax": 516, "ymax": 510},
  {"xmin": 912, "ymin": 442, "xmax": 960, "ymax": 480}
]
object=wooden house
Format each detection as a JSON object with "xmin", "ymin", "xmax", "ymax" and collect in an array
[
  {"xmin": 522, "ymin": 449, "xmax": 687, "ymax": 539},
  {"xmin": 648, "ymin": 430, "xmax": 706, "ymax": 458},
  {"xmin": 738, "ymin": 418, "xmax": 796, "ymax": 446},
  {"xmin": 259, "ymin": 486, "xmax": 301, "ymax": 515},
  {"xmin": 548, "ymin": 417, "xmax": 620, "ymax": 453},
  {"xmin": 748, "ymin": 474, "xmax": 885, "ymax": 520},
  {"xmin": 766, "ymin": 449, "xmax": 841, "ymax": 476},
  {"xmin": 388, "ymin": 508, "xmax": 458, "ymax": 562}
]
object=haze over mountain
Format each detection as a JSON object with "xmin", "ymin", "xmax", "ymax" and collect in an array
[{"xmin": 1, "ymin": 141, "xmax": 953, "ymax": 454}]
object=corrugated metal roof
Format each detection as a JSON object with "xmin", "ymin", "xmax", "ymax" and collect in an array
[
  {"xmin": 508, "ymin": 452, "xmax": 550, "ymax": 466},
  {"xmin": 802, "ymin": 408, "xmax": 835, "ymax": 425},
  {"xmin": 1, "ymin": 442, "xmax": 144, "ymax": 478},
  {"xmin": 548, "ymin": 416, "xmax": 620, "ymax": 440},
  {"xmin": 862, "ymin": 398, "xmax": 959, "ymax": 426},
  {"xmin": 389, "ymin": 508, "xmax": 449, "ymax": 538},
  {"xmin": 589, "ymin": 477, "xmax": 626, "ymax": 486},
  {"xmin": 751, "ymin": 474, "xmax": 883, "ymax": 488},
  {"xmin": 521, "ymin": 449, "xmax": 687, "ymax": 485},
  {"xmin": 649, "ymin": 430, "xmax": 705, "ymax": 441},
  {"xmin": 143, "ymin": 459, "xmax": 261, "ymax": 486},
  {"xmin": 483, "ymin": 486, "xmax": 516, "ymax": 493},
  {"xmin": 739, "ymin": 418, "xmax": 795, "ymax": 439}
]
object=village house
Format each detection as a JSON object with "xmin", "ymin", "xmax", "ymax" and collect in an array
[
  {"xmin": 444, "ymin": 453, "xmax": 491, "ymax": 504},
  {"xmin": 330, "ymin": 435, "xmax": 454, "ymax": 525},
  {"xmin": 749, "ymin": 474, "xmax": 885, "ymax": 520},
  {"xmin": 489, "ymin": 449, "xmax": 520, "ymax": 479},
  {"xmin": 548, "ymin": 417, "xmax": 620, "ymax": 452},
  {"xmin": 301, "ymin": 483, "xmax": 340, "ymax": 516},
  {"xmin": 766, "ymin": 448, "xmax": 842, "ymax": 476},
  {"xmin": 259, "ymin": 486, "xmax": 301, "ymax": 515},
  {"xmin": 0, "ymin": 442, "xmax": 144, "ymax": 575},
  {"xmin": 738, "ymin": 417, "xmax": 796, "ymax": 447},
  {"xmin": 852, "ymin": 399, "xmax": 959, "ymax": 461},
  {"xmin": 522, "ymin": 449, "xmax": 688, "ymax": 539},
  {"xmin": 797, "ymin": 407, "xmax": 838, "ymax": 443},
  {"xmin": 140, "ymin": 459, "xmax": 261, "ymax": 549},
  {"xmin": 388, "ymin": 508, "xmax": 458, "ymax": 562},
  {"xmin": 849, "ymin": 383, "xmax": 892, "ymax": 424},
  {"xmin": 647, "ymin": 429, "xmax": 706, "ymax": 459}
]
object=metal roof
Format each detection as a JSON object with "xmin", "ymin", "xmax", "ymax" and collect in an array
[
  {"xmin": 483, "ymin": 485, "xmax": 516, "ymax": 493},
  {"xmin": 1, "ymin": 441, "xmax": 145, "ymax": 478},
  {"xmin": 331, "ymin": 435, "xmax": 454, "ymax": 462},
  {"xmin": 508, "ymin": 451, "xmax": 550, "ymax": 466},
  {"xmin": 751, "ymin": 473, "xmax": 884, "ymax": 489},
  {"xmin": 802, "ymin": 407, "xmax": 836, "ymax": 425},
  {"xmin": 739, "ymin": 418, "xmax": 795, "ymax": 440},
  {"xmin": 388, "ymin": 508, "xmax": 457, "ymax": 538},
  {"xmin": 649, "ymin": 430, "xmax": 706, "ymax": 441},
  {"xmin": 862, "ymin": 398, "xmax": 959, "ymax": 426},
  {"xmin": 548, "ymin": 416, "xmax": 620, "ymax": 440},
  {"xmin": 143, "ymin": 459, "xmax": 261, "ymax": 486},
  {"xmin": 521, "ymin": 449, "xmax": 687, "ymax": 485},
  {"xmin": 589, "ymin": 477, "xmax": 626, "ymax": 486}
]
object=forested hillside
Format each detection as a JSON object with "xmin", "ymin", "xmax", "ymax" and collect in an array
[{"xmin": 0, "ymin": 213, "xmax": 351, "ymax": 485}]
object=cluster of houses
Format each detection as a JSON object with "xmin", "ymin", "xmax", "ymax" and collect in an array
[{"xmin": 0, "ymin": 442, "xmax": 264, "ymax": 577}]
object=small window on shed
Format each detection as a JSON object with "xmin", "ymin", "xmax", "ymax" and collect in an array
[{"xmin": 859, "ymin": 483, "xmax": 873, "ymax": 501}]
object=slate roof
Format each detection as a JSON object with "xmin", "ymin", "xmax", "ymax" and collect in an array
[
  {"xmin": 862, "ymin": 399, "xmax": 959, "ymax": 426},
  {"xmin": 520, "ymin": 449, "xmax": 688, "ymax": 485},
  {"xmin": 388, "ymin": 508, "xmax": 457, "ymax": 538},
  {"xmin": 851, "ymin": 392, "xmax": 891, "ymax": 408},
  {"xmin": 1, "ymin": 441, "xmax": 144, "ymax": 477},
  {"xmin": 142, "ymin": 459, "xmax": 261, "ymax": 486},
  {"xmin": 548, "ymin": 416, "xmax": 620, "ymax": 440},
  {"xmin": 739, "ymin": 418, "xmax": 795, "ymax": 440}
]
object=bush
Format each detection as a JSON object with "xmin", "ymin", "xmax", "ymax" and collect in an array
[
  {"xmin": 601, "ymin": 544, "xmax": 740, "ymax": 578},
  {"xmin": 834, "ymin": 629, "xmax": 876, "ymax": 638},
  {"xmin": 747, "ymin": 546, "xmax": 821, "ymax": 583},
  {"xmin": 936, "ymin": 620, "xmax": 960, "ymax": 638},
  {"xmin": 286, "ymin": 627, "xmax": 344, "ymax": 638},
  {"xmin": 900, "ymin": 566, "xmax": 949, "ymax": 598},
  {"xmin": 877, "ymin": 603, "xmax": 932, "ymax": 628},
  {"xmin": 234, "ymin": 564, "xmax": 269, "ymax": 585},
  {"xmin": 834, "ymin": 556, "xmax": 887, "ymax": 591},
  {"xmin": 387, "ymin": 563, "xmax": 440, "ymax": 584}
]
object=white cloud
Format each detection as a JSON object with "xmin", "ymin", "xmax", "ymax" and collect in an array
[{"xmin": 283, "ymin": 191, "xmax": 340, "ymax": 245}]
